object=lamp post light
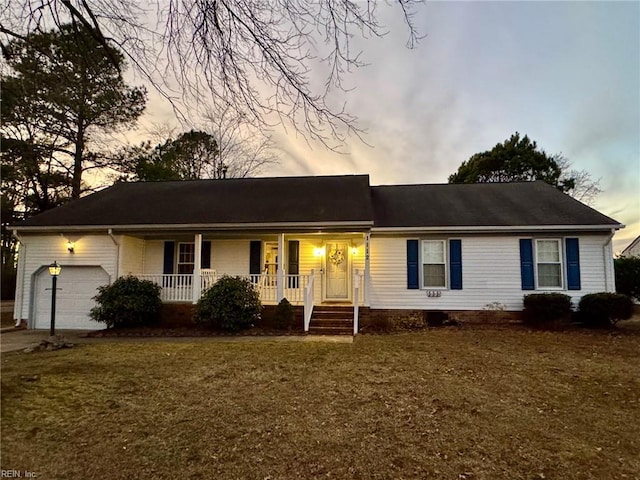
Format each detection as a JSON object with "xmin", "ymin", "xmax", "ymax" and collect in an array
[{"xmin": 48, "ymin": 261, "xmax": 62, "ymax": 336}]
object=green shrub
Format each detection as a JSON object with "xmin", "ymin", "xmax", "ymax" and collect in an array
[
  {"xmin": 274, "ymin": 298, "xmax": 295, "ymax": 330},
  {"xmin": 523, "ymin": 293, "xmax": 572, "ymax": 327},
  {"xmin": 614, "ymin": 256, "xmax": 640, "ymax": 302},
  {"xmin": 578, "ymin": 293, "xmax": 633, "ymax": 328},
  {"xmin": 90, "ymin": 276, "xmax": 162, "ymax": 328},
  {"xmin": 196, "ymin": 275, "xmax": 262, "ymax": 331}
]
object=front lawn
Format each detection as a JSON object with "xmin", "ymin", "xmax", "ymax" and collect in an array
[{"xmin": 2, "ymin": 327, "xmax": 639, "ymax": 479}]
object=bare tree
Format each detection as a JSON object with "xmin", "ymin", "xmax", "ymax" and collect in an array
[
  {"xmin": 1, "ymin": 1, "xmax": 423, "ymax": 146},
  {"xmin": 201, "ymin": 103, "xmax": 277, "ymax": 178},
  {"xmin": 553, "ymin": 154, "xmax": 602, "ymax": 205}
]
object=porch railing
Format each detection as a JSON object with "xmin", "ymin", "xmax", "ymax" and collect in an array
[
  {"xmin": 137, "ymin": 274, "xmax": 195, "ymax": 302},
  {"xmin": 353, "ymin": 269, "xmax": 365, "ymax": 334},
  {"xmin": 138, "ymin": 272, "xmax": 310, "ymax": 305},
  {"xmin": 201, "ymin": 269, "xmax": 218, "ymax": 291}
]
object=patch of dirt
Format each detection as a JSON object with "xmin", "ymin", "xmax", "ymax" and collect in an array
[
  {"xmin": 85, "ymin": 326, "xmax": 304, "ymax": 338},
  {"xmin": 1, "ymin": 310, "xmax": 16, "ymax": 328}
]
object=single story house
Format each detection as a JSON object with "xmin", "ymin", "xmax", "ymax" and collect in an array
[{"xmin": 11, "ymin": 175, "xmax": 622, "ymax": 332}]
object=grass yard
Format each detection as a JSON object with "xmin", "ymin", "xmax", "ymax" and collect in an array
[{"xmin": 2, "ymin": 326, "xmax": 639, "ymax": 480}]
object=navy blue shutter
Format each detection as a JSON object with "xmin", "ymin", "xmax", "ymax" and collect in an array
[
  {"xmin": 249, "ymin": 241, "xmax": 262, "ymax": 275},
  {"xmin": 163, "ymin": 241, "xmax": 175, "ymax": 274},
  {"xmin": 407, "ymin": 239, "xmax": 419, "ymax": 289},
  {"xmin": 449, "ymin": 239, "xmax": 463, "ymax": 290},
  {"xmin": 520, "ymin": 239, "xmax": 535, "ymax": 290},
  {"xmin": 565, "ymin": 238, "xmax": 581, "ymax": 290},
  {"xmin": 201, "ymin": 241, "xmax": 211, "ymax": 269},
  {"xmin": 287, "ymin": 240, "xmax": 299, "ymax": 288}
]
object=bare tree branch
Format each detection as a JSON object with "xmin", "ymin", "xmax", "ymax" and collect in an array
[
  {"xmin": 201, "ymin": 102, "xmax": 278, "ymax": 177},
  {"xmin": 1, "ymin": 0, "xmax": 423, "ymax": 146},
  {"xmin": 553, "ymin": 154, "xmax": 602, "ymax": 205}
]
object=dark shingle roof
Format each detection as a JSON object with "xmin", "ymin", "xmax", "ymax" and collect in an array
[
  {"xmin": 371, "ymin": 181, "xmax": 621, "ymax": 228},
  {"xmin": 18, "ymin": 175, "xmax": 373, "ymax": 228},
  {"xmin": 15, "ymin": 176, "xmax": 621, "ymax": 230}
]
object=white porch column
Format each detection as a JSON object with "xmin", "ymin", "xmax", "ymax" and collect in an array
[
  {"xmin": 277, "ymin": 233, "xmax": 285, "ymax": 301},
  {"xmin": 193, "ymin": 233, "xmax": 202, "ymax": 303},
  {"xmin": 364, "ymin": 232, "xmax": 371, "ymax": 306}
]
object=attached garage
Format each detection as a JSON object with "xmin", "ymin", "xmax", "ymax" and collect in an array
[{"xmin": 33, "ymin": 266, "xmax": 110, "ymax": 330}]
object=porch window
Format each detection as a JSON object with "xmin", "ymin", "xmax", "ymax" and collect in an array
[
  {"xmin": 536, "ymin": 239, "xmax": 562, "ymax": 288},
  {"xmin": 264, "ymin": 243, "xmax": 278, "ymax": 275},
  {"xmin": 177, "ymin": 242, "xmax": 195, "ymax": 274},
  {"xmin": 422, "ymin": 240, "xmax": 446, "ymax": 288}
]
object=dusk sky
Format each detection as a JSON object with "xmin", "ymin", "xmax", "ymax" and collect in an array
[{"xmin": 139, "ymin": 1, "xmax": 640, "ymax": 253}]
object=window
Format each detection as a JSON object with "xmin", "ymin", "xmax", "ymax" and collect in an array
[
  {"xmin": 536, "ymin": 239, "xmax": 562, "ymax": 288},
  {"xmin": 177, "ymin": 242, "xmax": 195, "ymax": 274},
  {"xmin": 264, "ymin": 243, "xmax": 278, "ymax": 275},
  {"xmin": 422, "ymin": 240, "xmax": 446, "ymax": 288}
]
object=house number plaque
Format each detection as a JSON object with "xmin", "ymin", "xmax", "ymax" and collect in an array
[{"xmin": 426, "ymin": 290, "xmax": 442, "ymax": 297}]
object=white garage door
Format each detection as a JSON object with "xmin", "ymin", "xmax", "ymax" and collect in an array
[{"xmin": 34, "ymin": 266, "xmax": 110, "ymax": 330}]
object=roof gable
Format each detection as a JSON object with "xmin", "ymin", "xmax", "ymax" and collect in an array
[{"xmin": 621, "ymin": 235, "xmax": 640, "ymax": 256}]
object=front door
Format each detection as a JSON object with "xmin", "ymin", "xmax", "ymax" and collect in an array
[{"xmin": 324, "ymin": 241, "xmax": 350, "ymax": 301}]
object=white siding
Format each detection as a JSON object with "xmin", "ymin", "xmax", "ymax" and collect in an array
[
  {"xmin": 119, "ymin": 236, "xmax": 145, "ymax": 275},
  {"xmin": 142, "ymin": 238, "xmax": 256, "ymax": 276},
  {"xmin": 210, "ymin": 239, "xmax": 251, "ymax": 274},
  {"xmin": 140, "ymin": 236, "xmax": 365, "ymax": 281},
  {"xmin": 15, "ymin": 235, "xmax": 117, "ymax": 325},
  {"xmin": 143, "ymin": 239, "xmax": 254, "ymax": 276},
  {"xmin": 298, "ymin": 239, "xmax": 324, "ymax": 301},
  {"xmin": 13, "ymin": 242, "xmax": 26, "ymax": 322},
  {"xmin": 143, "ymin": 240, "xmax": 165, "ymax": 275},
  {"xmin": 298, "ymin": 239, "xmax": 323, "ymax": 275},
  {"xmin": 369, "ymin": 233, "xmax": 614, "ymax": 311}
]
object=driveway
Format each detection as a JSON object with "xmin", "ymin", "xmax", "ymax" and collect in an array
[
  {"xmin": 0, "ymin": 329, "xmax": 92, "ymax": 353},
  {"xmin": 0, "ymin": 329, "xmax": 353, "ymax": 353}
]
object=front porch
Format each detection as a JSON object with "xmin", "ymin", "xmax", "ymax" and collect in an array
[
  {"xmin": 121, "ymin": 231, "xmax": 370, "ymax": 333},
  {"xmin": 135, "ymin": 269, "xmax": 365, "ymax": 334}
]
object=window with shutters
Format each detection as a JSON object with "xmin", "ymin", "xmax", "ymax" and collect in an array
[
  {"xmin": 535, "ymin": 239, "xmax": 563, "ymax": 288},
  {"xmin": 421, "ymin": 240, "xmax": 447, "ymax": 288}
]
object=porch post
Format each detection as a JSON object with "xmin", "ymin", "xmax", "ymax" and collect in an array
[
  {"xmin": 364, "ymin": 232, "xmax": 371, "ymax": 306},
  {"xmin": 193, "ymin": 233, "xmax": 202, "ymax": 303},
  {"xmin": 277, "ymin": 233, "xmax": 285, "ymax": 301}
]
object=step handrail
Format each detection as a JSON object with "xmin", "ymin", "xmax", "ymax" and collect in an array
[
  {"xmin": 353, "ymin": 269, "xmax": 360, "ymax": 334},
  {"xmin": 303, "ymin": 269, "xmax": 315, "ymax": 332}
]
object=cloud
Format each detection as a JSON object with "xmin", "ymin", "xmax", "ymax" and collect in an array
[{"xmin": 123, "ymin": 1, "xmax": 639, "ymax": 254}]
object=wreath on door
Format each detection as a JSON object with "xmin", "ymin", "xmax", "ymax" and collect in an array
[{"xmin": 329, "ymin": 249, "xmax": 345, "ymax": 265}]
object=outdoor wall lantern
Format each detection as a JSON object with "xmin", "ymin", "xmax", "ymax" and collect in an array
[
  {"xmin": 350, "ymin": 246, "xmax": 359, "ymax": 256},
  {"xmin": 313, "ymin": 246, "xmax": 325, "ymax": 257},
  {"xmin": 66, "ymin": 240, "xmax": 75, "ymax": 253},
  {"xmin": 48, "ymin": 261, "xmax": 62, "ymax": 336}
]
